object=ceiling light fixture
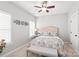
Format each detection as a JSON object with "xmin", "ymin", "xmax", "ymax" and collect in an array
[
  {"xmin": 42, "ymin": 7, "xmax": 46, "ymax": 11},
  {"xmin": 34, "ymin": 1, "xmax": 55, "ymax": 13}
]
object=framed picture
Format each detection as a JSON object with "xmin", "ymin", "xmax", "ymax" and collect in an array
[{"xmin": 13, "ymin": 20, "xmax": 29, "ymax": 26}]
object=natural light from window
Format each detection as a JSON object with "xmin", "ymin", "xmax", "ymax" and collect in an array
[
  {"xmin": 0, "ymin": 10, "xmax": 11, "ymax": 43},
  {"xmin": 29, "ymin": 21, "xmax": 35, "ymax": 37}
]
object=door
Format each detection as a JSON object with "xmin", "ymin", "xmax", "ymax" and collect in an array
[{"xmin": 70, "ymin": 11, "xmax": 79, "ymax": 52}]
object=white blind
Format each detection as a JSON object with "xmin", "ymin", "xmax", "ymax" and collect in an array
[{"xmin": 0, "ymin": 11, "xmax": 11, "ymax": 43}]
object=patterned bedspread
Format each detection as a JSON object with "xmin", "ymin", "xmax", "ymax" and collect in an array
[{"xmin": 28, "ymin": 36, "xmax": 64, "ymax": 49}]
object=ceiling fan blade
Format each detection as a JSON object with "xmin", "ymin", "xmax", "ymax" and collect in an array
[
  {"xmin": 34, "ymin": 6, "xmax": 41, "ymax": 8},
  {"xmin": 38, "ymin": 10, "xmax": 42, "ymax": 12},
  {"xmin": 47, "ymin": 6, "xmax": 55, "ymax": 8},
  {"xmin": 42, "ymin": 1, "xmax": 47, "ymax": 7},
  {"xmin": 46, "ymin": 10, "xmax": 49, "ymax": 12}
]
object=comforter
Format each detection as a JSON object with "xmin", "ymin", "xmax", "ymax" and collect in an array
[{"xmin": 28, "ymin": 36, "xmax": 64, "ymax": 49}]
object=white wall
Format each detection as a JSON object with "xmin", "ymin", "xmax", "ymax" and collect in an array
[
  {"xmin": 36, "ymin": 14, "xmax": 69, "ymax": 41},
  {"xmin": 0, "ymin": 2, "xmax": 35, "ymax": 56}
]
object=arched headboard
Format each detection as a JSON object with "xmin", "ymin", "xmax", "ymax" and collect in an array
[{"xmin": 37, "ymin": 26, "xmax": 58, "ymax": 35}]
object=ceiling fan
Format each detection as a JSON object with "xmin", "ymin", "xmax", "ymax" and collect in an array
[{"xmin": 34, "ymin": 1, "xmax": 55, "ymax": 13}]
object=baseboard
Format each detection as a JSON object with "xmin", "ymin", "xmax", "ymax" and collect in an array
[{"xmin": 2, "ymin": 43, "xmax": 28, "ymax": 57}]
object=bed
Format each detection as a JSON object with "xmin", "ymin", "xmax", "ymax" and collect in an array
[
  {"xmin": 27, "ymin": 26, "xmax": 64, "ymax": 56},
  {"xmin": 28, "ymin": 36, "xmax": 64, "ymax": 49}
]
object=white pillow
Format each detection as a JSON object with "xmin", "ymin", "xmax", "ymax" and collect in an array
[
  {"xmin": 50, "ymin": 32, "xmax": 57, "ymax": 36},
  {"xmin": 41, "ymin": 32, "xmax": 57, "ymax": 36}
]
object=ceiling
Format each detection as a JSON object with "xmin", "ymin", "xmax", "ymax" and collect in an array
[{"xmin": 13, "ymin": 1, "xmax": 75, "ymax": 17}]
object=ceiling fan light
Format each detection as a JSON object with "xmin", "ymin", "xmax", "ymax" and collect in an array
[{"xmin": 42, "ymin": 7, "xmax": 46, "ymax": 11}]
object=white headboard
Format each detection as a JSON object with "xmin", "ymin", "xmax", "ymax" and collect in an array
[{"xmin": 38, "ymin": 26, "xmax": 58, "ymax": 34}]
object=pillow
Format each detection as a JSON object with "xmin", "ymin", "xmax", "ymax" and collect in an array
[
  {"xmin": 49, "ymin": 32, "xmax": 57, "ymax": 36},
  {"xmin": 36, "ymin": 30, "xmax": 57, "ymax": 36},
  {"xmin": 40, "ymin": 32, "xmax": 57, "ymax": 36}
]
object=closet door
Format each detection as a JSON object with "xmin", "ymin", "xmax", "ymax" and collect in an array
[{"xmin": 70, "ymin": 11, "xmax": 79, "ymax": 52}]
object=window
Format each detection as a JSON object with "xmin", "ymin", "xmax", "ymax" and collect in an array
[
  {"xmin": 0, "ymin": 10, "xmax": 11, "ymax": 43},
  {"xmin": 29, "ymin": 21, "xmax": 35, "ymax": 37}
]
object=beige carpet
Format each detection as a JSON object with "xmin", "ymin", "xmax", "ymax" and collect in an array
[
  {"xmin": 58, "ymin": 42, "xmax": 76, "ymax": 57},
  {"xmin": 5, "ymin": 44, "xmax": 28, "ymax": 57},
  {"xmin": 5, "ymin": 43, "xmax": 76, "ymax": 57}
]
